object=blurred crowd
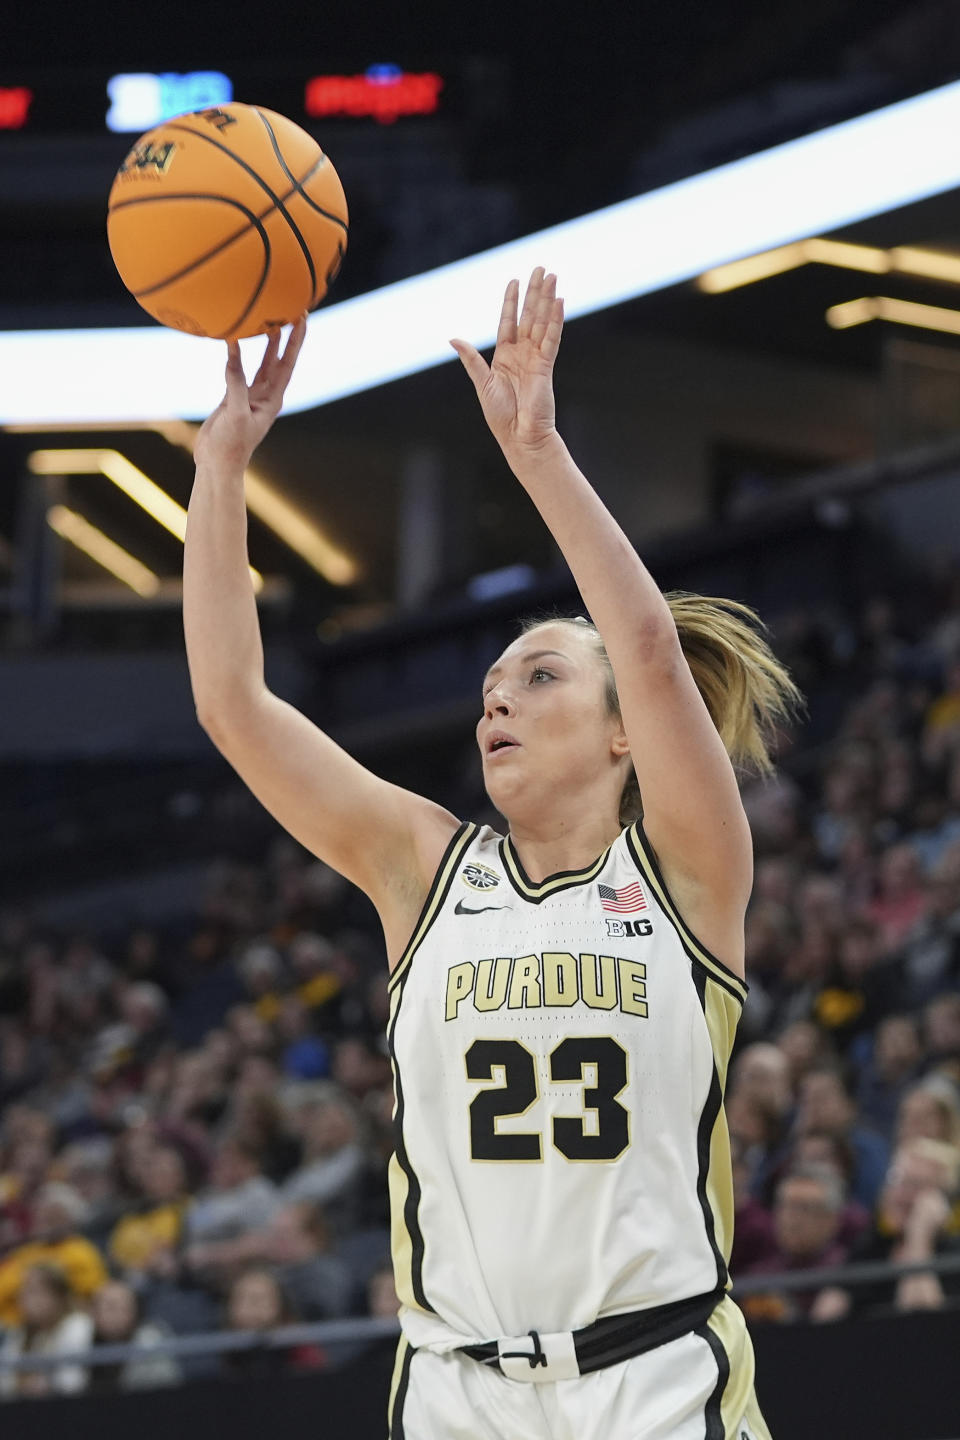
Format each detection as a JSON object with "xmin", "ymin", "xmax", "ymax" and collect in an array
[
  {"xmin": 0, "ymin": 850, "xmax": 401, "ymax": 1398},
  {"xmin": 2, "ymin": 575, "xmax": 960, "ymax": 1396}
]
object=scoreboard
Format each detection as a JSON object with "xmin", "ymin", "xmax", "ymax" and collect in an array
[{"xmin": 0, "ymin": 64, "xmax": 448, "ymax": 134}]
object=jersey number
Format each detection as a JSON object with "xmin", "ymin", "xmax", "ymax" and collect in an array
[{"xmin": 465, "ymin": 1037, "xmax": 629, "ymax": 1162}]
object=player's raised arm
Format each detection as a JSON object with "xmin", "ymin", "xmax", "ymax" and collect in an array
[
  {"xmin": 183, "ymin": 322, "xmax": 458, "ymax": 949},
  {"xmin": 452, "ymin": 270, "xmax": 798, "ymax": 971}
]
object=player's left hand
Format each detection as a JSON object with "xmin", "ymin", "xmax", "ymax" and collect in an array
[{"xmin": 451, "ymin": 267, "xmax": 563, "ymax": 458}]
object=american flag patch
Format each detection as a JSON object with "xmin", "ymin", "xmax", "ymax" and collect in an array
[{"xmin": 598, "ymin": 881, "xmax": 647, "ymax": 914}]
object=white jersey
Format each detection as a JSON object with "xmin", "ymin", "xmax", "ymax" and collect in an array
[{"xmin": 388, "ymin": 820, "xmax": 746, "ymax": 1352}]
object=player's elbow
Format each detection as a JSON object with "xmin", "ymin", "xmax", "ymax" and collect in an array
[{"xmin": 193, "ymin": 685, "xmax": 263, "ymax": 748}]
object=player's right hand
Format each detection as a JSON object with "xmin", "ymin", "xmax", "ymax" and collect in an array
[{"xmin": 193, "ymin": 314, "xmax": 307, "ymax": 472}]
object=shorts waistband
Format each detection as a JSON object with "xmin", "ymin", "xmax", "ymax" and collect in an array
[{"xmin": 459, "ymin": 1286, "xmax": 725, "ymax": 1381}]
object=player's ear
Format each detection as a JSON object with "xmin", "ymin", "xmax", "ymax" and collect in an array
[{"xmin": 610, "ymin": 722, "xmax": 630, "ymax": 759}]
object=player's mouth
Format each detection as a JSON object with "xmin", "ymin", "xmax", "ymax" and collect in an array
[{"xmin": 485, "ymin": 730, "xmax": 521, "ymax": 758}]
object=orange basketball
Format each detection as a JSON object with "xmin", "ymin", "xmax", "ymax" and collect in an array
[{"xmin": 107, "ymin": 102, "xmax": 348, "ymax": 339}]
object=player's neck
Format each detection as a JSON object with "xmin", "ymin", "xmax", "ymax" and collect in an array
[{"xmin": 506, "ymin": 808, "xmax": 623, "ymax": 883}]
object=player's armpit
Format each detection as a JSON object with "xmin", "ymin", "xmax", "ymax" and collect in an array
[{"xmin": 200, "ymin": 687, "xmax": 460, "ymax": 925}]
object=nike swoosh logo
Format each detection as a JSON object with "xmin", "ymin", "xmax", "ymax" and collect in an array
[{"xmin": 454, "ymin": 900, "xmax": 510, "ymax": 916}]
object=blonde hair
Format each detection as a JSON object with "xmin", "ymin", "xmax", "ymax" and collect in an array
[{"xmin": 522, "ymin": 592, "xmax": 803, "ymax": 826}]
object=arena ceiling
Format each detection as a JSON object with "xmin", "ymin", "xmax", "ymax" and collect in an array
[{"xmin": 3, "ymin": 0, "xmax": 960, "ymax": 624}]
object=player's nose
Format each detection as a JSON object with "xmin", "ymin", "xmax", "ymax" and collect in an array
[{"xmin": 484, "ymin": 683, "xmax": 517, "ymax": 719}]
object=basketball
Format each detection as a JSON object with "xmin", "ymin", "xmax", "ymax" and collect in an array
[{"xmin": 106, "ymin": 102, "xmax": 348, "ymax": 339}]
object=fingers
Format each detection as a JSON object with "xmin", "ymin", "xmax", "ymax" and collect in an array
[
  {"xmin": 250, "ymin": 314, "xmax": 308, "ymax": 397},
  {"xmin": 278, "ymin": 313, "xmax": 308, "ymax": 377},
  {"xmin": 540, "ymin": 297, "xmax": 565, "ymax": 365},
  {"xmin": 251, "ymin": 326, "xmax": 282, "ymax": 389},
  {"xmin": 517, "ymin": 266, "xmax": 545, "ymax": 341},
  {"xmin": 224, "ymin": 340, "xmax": 247, "ymax": 402},
  {"xmin": 529, "ymin": 272, "xmax": 557, "ymax": 349},
  {"xmin": 449, "ymin": 338, "xmax": 491, "ymax": 392},
  {"xmin": 496, "ymin": 279, "xmax": 520, "ymax": 348}
]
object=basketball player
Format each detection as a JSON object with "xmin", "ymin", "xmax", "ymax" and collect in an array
[{"xmin": 184, "ymin": 270, "xmax": 798, "ymax": 1437}]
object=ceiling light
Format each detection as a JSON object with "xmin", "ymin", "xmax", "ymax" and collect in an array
[
  {"xmin": 826, "ymin": 295, "xmax": 960, "ymax": 336},
  {"xmin": 28, "ymin": 447, "xmax": 262, "ymax": 591},
  {"xmin": 154, "ymin": 422, "xmax": 357, "ymax": 584},
  {"xmin": 890, "ymin": 247, "xmax": 960, "ymax": 284},
  {"xmin": 47, "ymin": 504, "xmax": 160, "ymax": 596},
  {"xmin": 697, "ymin": 243, "xmax": 809, "ymax": 293}
]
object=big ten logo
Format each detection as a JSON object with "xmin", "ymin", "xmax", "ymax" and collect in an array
[
  {"xmin": 118, "ymin": 141, "xmax": 177, "ymax": 176},
  {"xmin": 106, "ymin": 71, "xmax": 233, "ymax": 134},
  {"xmin": 605, "ymin": 918, "xmax": 653, "ymax": 939}
]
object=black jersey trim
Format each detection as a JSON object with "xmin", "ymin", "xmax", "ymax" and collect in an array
[
  {"xmin": 387, "ymin": 1001, "xmax": 433, "ymax": 1313},
  {"xmin": 692, "ymin": 968, "xmax": 730, "ymax": 1295},
  {"xmin": 388, "ymin": 1336, "xmax": 414, "ymax": 1440},
  {"xmin": 696, "ymin": 1317, "xmax": 731, "ymax": 1440},
  {"xmin": 624, "ymin": 822, "xmax": 747, "ymax": 1005},
  {"xmin": 384, "ymin": 824, "xmax": 477, "ymax": 1317},
  {"xmin": 499, "ymin": 832, "xmax": 613, "ymax": 904},
  {"xmin": 388, "ymin": 821, "xmax": 478, "ymax": 995}
]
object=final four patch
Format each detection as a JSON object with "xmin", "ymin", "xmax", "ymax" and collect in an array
[{"xmin": 461, "ymin": 862, "xmax": 500, "ymax": 891}]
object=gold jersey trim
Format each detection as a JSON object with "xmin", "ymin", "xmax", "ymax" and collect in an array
[
  {"xmin": 499, "ymin": 832, "xmax": 614, "ymax": 903},
  {"xmin": 388, "ymin": 822, "xmax": 479, "ymax": 995},
  {"xmin": 624, "ymin": 822, "xmax": 747, "ymax": 1006}
]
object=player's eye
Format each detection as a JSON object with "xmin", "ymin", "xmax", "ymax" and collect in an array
[{"xmin": 530, "ymin": 666, "xmax": 554, "ymax": 684}]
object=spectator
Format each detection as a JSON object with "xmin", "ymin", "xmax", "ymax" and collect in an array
[
  {"xmin": 785, "ymin": 1133, "xmax": 870, "ymax": 1249},
  {"xmin": 812, "ymin": 917, "xmax": 900, "ymax": 1045},
  {"xmin": 0, "ymin": 1263, "xmax": 93, "ymax": 1399},
  {"xmin": 894, "ymin": 1077, "xmax": 960, "ymax": 1150},
  {"xmin": 289, "ymin": 934, "xmax": 343, "ymax": 1026},
  {"xmin": 900, "ymin": 842, "xmax": 960, "ymax": 1007},
  {"xmin": 729, "ymin": 1043, "xmax": 793, "ymax": 1120},
  {"xmin": 866, "ymin": 844, "xmax": 929, "ymax": 954},
  {"xmin": 366, "ymin": 1263, "xmax": 400, "ymax": 1318},
  {"xmin": 0, "ymin": 1183, "xmax": 107, "ymax": 1326},
  {"xmin": 185, "ymin": 1135, "xmax": 277, "ymax": 1253},
  {"xmin": 54, "ymin": 1137, "xmax": 121, "ymax": 1251},
  {"xmin": 88, "ymin": 1279, "xmax": 181, "ymax": 1392},
  {"xmin": 923, "ymin": 993, "xmax": 960, "ymax": 1086},
  {"xmin": 775, "ymin": 1020, "xmax": 836, "ymax": 1091},
  {"xmin": 729, "ymin": 1135, "xmax": 775, "ymax": 1276},
  {"xmin": 223, "ymin": 1056, "xmax": 299, "ymax": 1180},
  {"xmin": 109, "ymin": 1144, "xmax": 189, "ymax": 1275},
  {"xmin": 0, "ymin": 1130, "xmax": 53, "ymax": 1248},
  {"xmin": 855, "ymin": 1015, "xmax": 923, "ymax": 1138},
  {"xmin": 331, "ymin": 1037, "xmax": 390, "ymax": 1103},
  {"xmin": 257, "ymin": 1201, "xmax": 354, "ymax": 1320},
  {"xmin": 793, "ymin": 1068, "xmax": 889, "ymax": 1209},
  {"xmin": 817, "ymin": 1138, "xmax": 960, "ymax": 1318},
  {"xmin": 277, "ymin": 995, "xmax": 330, "ymax": 1081},
  {"xmin": 221, "ymin": 1267, "xmax": 325, "ymax": 1377},
  {"xmin": 740, "ymin": 1165, "xmax": 851, "ymax": 1321},
  {"xmin": 281, "ymin": 1095, "xmax": 366, "ymax": 1234},
  {"xmin": 225, "ymin": 1004, "xmax": 275, "ymax": 1061},
  {"xmin": 236, "ymin": 941, "xmax": 285, "ymax": 1025}
]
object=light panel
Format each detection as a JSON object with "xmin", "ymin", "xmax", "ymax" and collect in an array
[
  {"xmin": 14, "ymin": 423, "xmax": 358, "ymax": 585},
  {"xmin": 29, "ymin": 447, "xmax": 263, "ymax": 591},
  {"xmin": 6, "ymin": 79, "xmax": 960, "ymax": 423},
  {"xmin": 826, "ymin": 295, "xmax": 960, "ymax": 336},
  {"xmin": 699, "ymin": 236, "xmax": 960, "ymax": 292},
  {"xmin": 47, "ymin": 504, "xmax": 160, "ymax": 596}
]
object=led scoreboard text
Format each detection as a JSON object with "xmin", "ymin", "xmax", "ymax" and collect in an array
[
  {"xmin": 305, "ymin": 65, "xmax": 443, "ymax": 124},
  {"xmin": 0, "ymin": 87, "xmax": 33, "ymax": 129},
  {"xmin": 0, "ymin": 67, "xmax": 445, "ymax": 134},
  {"xmin": 106, "ymin": 72, "xmax": 233, "ymax": 132}
]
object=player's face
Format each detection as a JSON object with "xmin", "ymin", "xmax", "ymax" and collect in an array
[{"xmin": 477, "ymin": 623, "xmax": 628, "ymax": 821}]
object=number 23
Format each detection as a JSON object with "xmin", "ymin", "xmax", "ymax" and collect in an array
[{"xmin": 465, "ymin": 1036, "xmax": 629, "ymax": 1162}]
